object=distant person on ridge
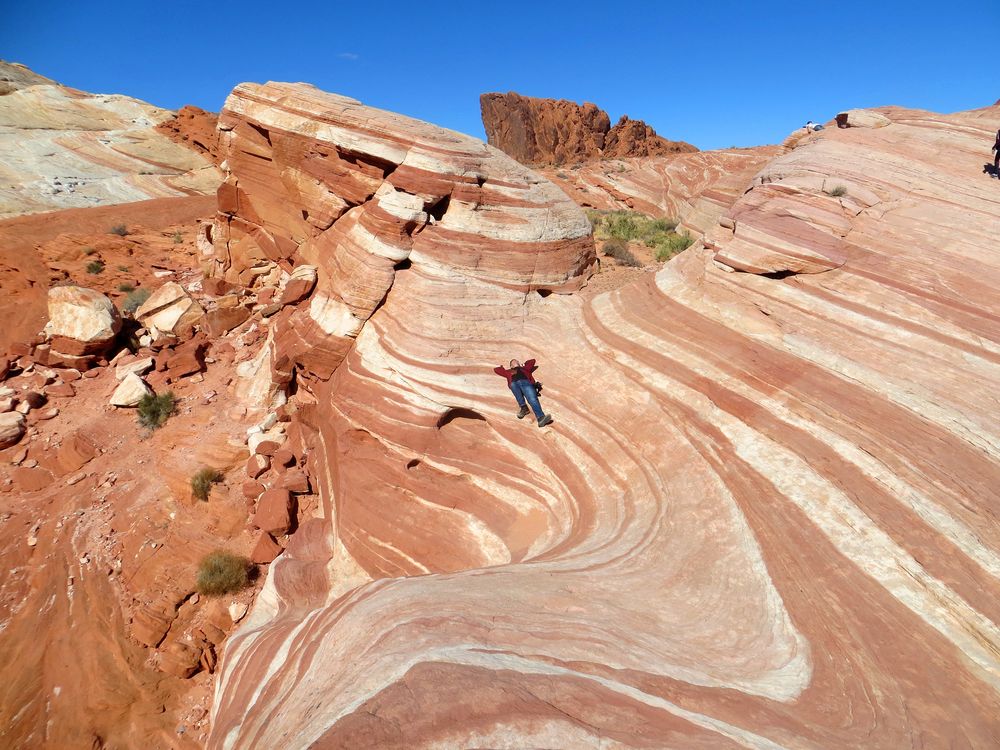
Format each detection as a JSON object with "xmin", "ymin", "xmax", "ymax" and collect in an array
[
  {"xmin": 494, "ymin": 358, "xmax": 553, "ymax": 428},
  {"xmin": 993, "ymin": 128, "xmax": 1000, "ymax": 177}
]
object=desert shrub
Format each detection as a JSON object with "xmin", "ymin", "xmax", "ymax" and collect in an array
[
  {"xmin": 117, "ymin": 264, "xmax": 129, "ymax": 272},
  {"xmin": 172, "ymin": 231, "xmax": 183, "ymax": 244},
  {"xmin": 86, "ymin": 260, "xmax": 105, "ymax": 274},
  {"xmin": 195, "ymin": 551, "xmax": 250, "ymax": 597},
  {"xmin": 109, "ymin": 224, "xmax": 129, "ymax": 236},
  {"xmin": 118, "ymin": 283, "xmax": 135, "ymax": 293},
  {"xmin": 122, "ymin": 288, "xmax": 151, "ymax": 314},
  {"xmin": 191, "ymin": 467, "xmax": 223, "ymax": 501},
  {"xmin": 82, "ymin": 246, "xmax": 97, "ymax": 256},
  {"xmin": 602, "ymin": 238, "xmax": 641, "ymax": 267},
  {"xmin": 828, "ymin": 185, "xmax": 848, "ymax": 197},
  {"xmin": 137, "ymin": 391, "xmax": 176, "ymax": 430},
  {"xmin": 654, "ymin": 232, "xmax": 694, "ymax": 262}
]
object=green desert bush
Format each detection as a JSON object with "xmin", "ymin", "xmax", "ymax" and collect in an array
[
  {"xmin": 137, "ymin": 391, "xmax": 176, "ymax": 430},
  {"xmin": 195, "ymin": 551, "xmax": 250, "ymax": 597},
  {"xmin": 86, "ymin": 260, "xmax": 105, "ymax": 274},
  {"xmin": 601, "ymin": 238, "xmax": 641, "ymax": 267},
  {"xmin": 828, "ymin": 185, "xmax": 848, "ymax": 197},
  {"xmin": 82, "ymin": 246, "xmax": 97, "ymax": 256},
  {"xmin": 654, "ymin": 232, "xmax": 694, "ymax": 262},
  {"xmin": 118, "ymin": 283, "xmax": 135, "ymax": 293},
  {"xmin": 191, "ymin": 467, "xmax": 223, "ymax": 501},
  {"xmin": 109, "ymin": 224, "xmax": 129, "ymax": 236},
  {"xmin": 172, "ymin": 231, "xmax": 183, "ymax": 244},
  {"xmin": 122, "ymin": 288, "xmax": 151, "ymax": 314}
]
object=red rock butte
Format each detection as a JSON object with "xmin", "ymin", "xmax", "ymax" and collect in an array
[
  {"xmin": 480, "ymin": 91, "xmax": 697, "ymax": 166},
  {"xmin": 202, "ymin": 82, "xmax": 1000, "ymax": 749}
]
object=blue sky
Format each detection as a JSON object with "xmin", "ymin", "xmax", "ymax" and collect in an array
[{"xmin": 3, "ymin": 1, "xmax": 997, "ymax": 150}]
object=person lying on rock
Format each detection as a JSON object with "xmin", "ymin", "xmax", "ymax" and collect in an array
[{"xmin": 494, "ymin": 358, "xmax": 553, "ymax": 427}]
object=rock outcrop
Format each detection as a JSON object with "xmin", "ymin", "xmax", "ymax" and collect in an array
[
  {"xmin": 542, "ymin": 146, "xmax": 780, "ymax": 235},
  {"xmin": 480, "ymin": 91, "xmax": 696, "ymax": 166},
  {"xmin": 45, "ymin": 285, "xmax": 121, "ymax": 357},
  {"xmin": 207, "ymin": 87, "xmax": 1000, "ymax": 750},
  {"xmin": 0, "ymin": 61, "xmax": 221, "ymax": 219},
  {"xmin": 155, "ymin": 105, "xmax": 223, "ymax": 165},
  {"xmin": 205, "ymin": 82, "xmax": 595, "ymax": 383}
]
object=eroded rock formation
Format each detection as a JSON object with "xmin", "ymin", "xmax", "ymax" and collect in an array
[
  {"xmin": 481, "ymin": 91, "xmax": 697, "ymax": 166},
  {"xmin": 542, "ymin": 146, "xmax": 780, "ymax": 235},
  {"xmin": 206, "ymin": 85, "xmax": 1000, "ymax": 750},
  {"xmin": 0, "ymin": 61, "xmax": 221, "ymax": 219}
]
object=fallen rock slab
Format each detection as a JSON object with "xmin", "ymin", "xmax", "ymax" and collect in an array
[
  {"xmin": 110, "ymin": 372, "xmax": 152, "ymax": 407},
  {"xmin": 115, "ymin": 356, "xmax": 155, "ymax": 381},
  {"xmin": 0, "ymin": 411, "xmax": 26, "ymax": 449},
  {"xmin": 250, "ymin": 532, "xmax": 283, "ymax": 564},
  {"xmin": 134, "ymin": 282, "xmax": 205, "ymax": 338},
  {"xmin": 46, "ymin": 286, "xmax": 122, "ymax": 356},
  {"xmin": 253, "ymin": 488, "xmax": 293, "ymax": 536},
  {"xmin": 279, "ymin": 265, "xmax": 318, "ymax": 305}
]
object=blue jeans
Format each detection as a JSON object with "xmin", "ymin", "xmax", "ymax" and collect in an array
[{"xmin": 510, "ymin": 380, "xmax": 544, "ymax": 420}]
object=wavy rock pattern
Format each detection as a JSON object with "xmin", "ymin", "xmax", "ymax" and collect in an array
[
  {"xmin": 543, "ymin": 147, "xmax": 780, "ymax": 235},
  {"xmin": 210, "ymin": 92, "xmax": 1000, "ymax": 749},
  {"xmin": 0, "ymin": 62, "xmax": 221, "ymax": 219}
]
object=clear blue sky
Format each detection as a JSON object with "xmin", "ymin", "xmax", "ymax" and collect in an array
[{"xmin": 3, "ymin": 1, "xmax": 997, "ymax": 150}]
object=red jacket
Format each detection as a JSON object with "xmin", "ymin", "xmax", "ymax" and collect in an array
[{"xmin": 494, "ymin": 359, "xmax": 537, "ymax": 387}]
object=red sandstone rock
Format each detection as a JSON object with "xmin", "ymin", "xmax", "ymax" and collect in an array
[
  {"xmin": 44, "ymin": 382, "xmax": 74, "ymax": 398},
  {"xmin": 280, "ymin": 469, "xmax": 310, "ymax": 494},
  {"xmin": 249, "ymin": 532, "xmax": 283, "ymax": 564},
  {"xmin": 241, "ymin": 480, "xmax": 264, "ymax": 500},
  {"xmin": 202, "ymin": 306, "xmax": 251, "ymax": 337},
  {"xmin": 157, "ymin": 641, "xmax": 201, "ymax": 679},
  {"xmin": 12, "ymin": 466, "xmax": 54, "ymax": 492},
  {"xmin": 480, "ymin": 92, "xmax": 696, "ymax": 166},
  {"xmin": 154, "ymin": 105, "xmax": 222, "ymax": 165},
  {"xmin": 271, "ymin": 448, "xmax": 295, "ymax": 469},
  {"xmin": 57, "ymin": 431, "xmax": 98, "ymax": 473},
  {"xmin": 208, "ymin": 92, "xmax": 1000, "ymax": 750},
  {"xmin": 246, "ymin": 454, "xmax": 269, "ymax": 479},
  {"xmin": 253, "ymin": 489, "xmax": 293, "ymax": 536}
]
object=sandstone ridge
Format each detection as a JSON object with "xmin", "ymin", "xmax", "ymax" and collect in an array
[
  {"xmin": 205, "ymin": 86, "xmax": 1000, "ymax": 750},
  {"xmin": 0, "ymin": 61, "xmax": 222, "ymax": 219},
  {"xmin": 481, "ymin": 91, "xmax": 697, "ymax": 166}
]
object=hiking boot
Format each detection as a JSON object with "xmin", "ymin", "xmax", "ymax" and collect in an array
[
  {"xmin": 516, "ymin": 406, "xmax": 530, "ymax": 419},
  {"xmin": 537, "ymin": 414, "xmax": 554, "ymax": 428}
]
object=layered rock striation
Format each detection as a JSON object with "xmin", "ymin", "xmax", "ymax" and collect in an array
[
  {"xmin": 208, "ymin": 93, "xmax": 1000, "ymax": 749},
  {"xmin": 0, "ymin": 61, "xmax": 221, "ymax": 219},
  {"xmin": 481, "ymin": 91, "xmax": 697, "ymax": 166}
]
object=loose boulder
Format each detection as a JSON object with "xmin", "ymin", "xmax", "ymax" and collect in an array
[
  {"xmin": 134, "ymin": 282, "xmax": 205, "ymax": 339},
  {"xmin": 46, "ymin": 286, "xmax": 122, "ymax": 356},
  {"xmin": 110, "ymin": 372, "xmax": 153, "ymax": 407},
  {"xmin": 279, "ymin": 265, "xmax": 318, "ymax": 305},
  {"xmin": 253, "ymin": 489, "xmax": 293, "ymax": 536},
  {"xmin": 0, "ymin": 411, "xmax": 26, "ymax": 449}
]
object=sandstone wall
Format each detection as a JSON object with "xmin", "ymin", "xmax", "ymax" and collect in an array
[{"xmin": 209, "ymin": 92, "xmax": 1000, "ymax": 748}]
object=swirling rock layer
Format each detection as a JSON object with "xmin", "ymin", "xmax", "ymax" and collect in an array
[
  {"xmin": 0, "ymin": 61, "xmax": 221, "ymax": 219},
  {"xmin": 210, "ymin": 96, "xmax": 1000, "ymax": 749},
  {"xmin": 542, "ymin": 146, "xmax": 780, "ymax": 235}
]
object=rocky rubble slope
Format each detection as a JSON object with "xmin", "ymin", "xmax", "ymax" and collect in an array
[
  {"xmin": 0, "ymin": 61, "xmax": 221, "ymax": 219},
  {"xmin": 481, "ymin": 91, "xmax": 697, "ymax": 166},
  {"xmin": 204, "ymin": 85, "xmax": 1000, "ymax": 748}
]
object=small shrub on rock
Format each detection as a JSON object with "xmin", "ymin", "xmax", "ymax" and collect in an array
[
  {"xmin": 172, "ymin": 231, "xmax": 183, "ymax": 244},
  {"xmin": 828, "ymin": 185, "xmax": 848, "ymax": 197},
  {"xmin": 654, "ymin": 232, "xmax": 694, "ymax": 262},
  {"xmin": 195, "ymin": 550, "xmax": 250, "ymax": 597},
  {"xmin": 109, "ymin": 224, "xmax": 129, "ymax": 236},
  {"xmin": 118, "ymin": 283, "xmax": 135, "ymax": 293},
  {"xmin": 82, "ymin": 246, "xmax": 97, "ymax": 256},
  {"xmin": 138, "ymin": 391, "xmax": 176, "ymax": 430},
  {"xmin": 602, "ymin": 238, "xmax": 641, "ymax": 267},
  {"xmin": 86, "ymin": 260, "xmax": 105, "ymax": 274},
  {"xmin": 122, "ymin": 288, "xmax": 151, "ymax": 314},
  {"xmin": 191, "ymin": 467, "xmax": 223, "ymax": 501}
]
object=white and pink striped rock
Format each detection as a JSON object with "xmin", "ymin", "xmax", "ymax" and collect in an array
[{"xmin": 209, "ymin": 91, "xmax": 1000, "ymax": 750}]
